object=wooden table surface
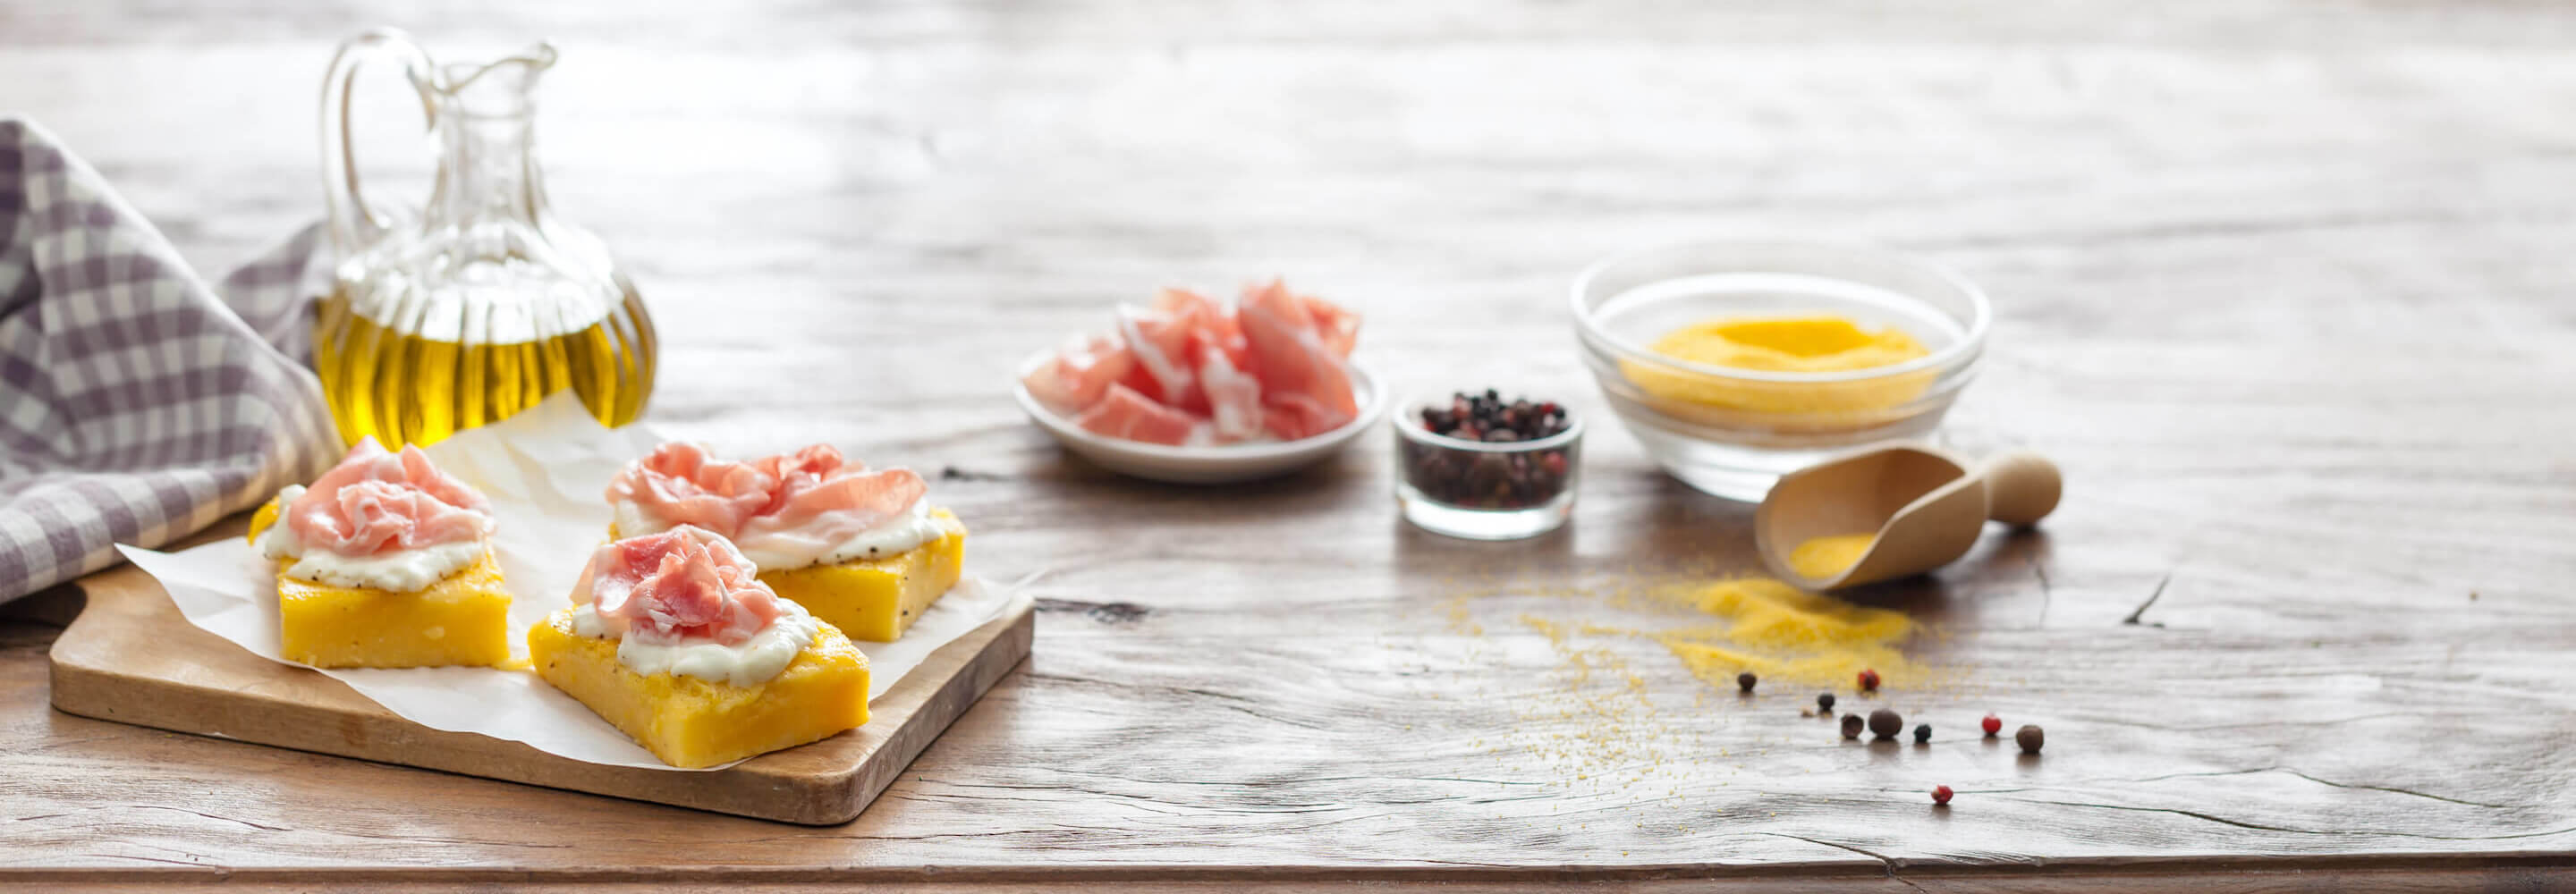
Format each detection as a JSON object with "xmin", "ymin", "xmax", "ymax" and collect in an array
[{"xmin": 5, "ymin": 0, "xmax": 2576, "ymax": 890}]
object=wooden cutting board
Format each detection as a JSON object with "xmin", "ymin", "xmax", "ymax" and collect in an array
[{"xmin": 45, "ymin": 519, "xmax": 1035, "ymax": 825}]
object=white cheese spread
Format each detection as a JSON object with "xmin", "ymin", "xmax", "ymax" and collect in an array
[
  {"xmin": 570, "ymin": 598, "xmax": 820, "ymax": 686},
  {"xmin": 258, "ymin": 485, "xmax": 486, "ymax": 592}
]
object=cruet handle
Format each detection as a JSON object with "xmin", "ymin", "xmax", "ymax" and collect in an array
[{"xmin": 319, "ymin": 28, "xmax": 439, "ymax": 259}]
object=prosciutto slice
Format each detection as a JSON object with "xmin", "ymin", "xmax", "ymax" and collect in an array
[
  {"xmin": 284, "ymin": 439, "xmax": 493, "ymax": 557},
  {"xmin": 1114, "ymin": 297, "xmax": 1206, "ymax": 410},
  {"xmin": 1239, "ymin": 279, "xmax": 1361, "ymax": 440},
  {"xmin": 1073, "ymin": 383, "xmax": 1203, "ymax": 445},
  {"xmin": 1021, "ymin": 280, "xmax": 1361, "ymax": 446},
  {"xmin": 606, "ymin": 443, "xmax": 928, "ymax": 562},
  {"xmin": 574, "ymin": 526, "xmax": 784, "ymax": 645},
  {"xmin": 1021, "ymin": 333, "xmax": 1134, "ymax": 414}
]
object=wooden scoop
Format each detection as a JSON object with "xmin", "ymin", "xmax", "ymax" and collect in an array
[{"xmin": 1754, "ymin": 445, "xmax": 2062, "ymax": 590}]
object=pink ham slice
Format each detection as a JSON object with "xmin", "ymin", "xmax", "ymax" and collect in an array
[
  {"xmin": 1193, "ymin": 342, "xmax": 1266, "ymax": 442},
  {"xmin": 745, "ymin": 458, "xmax": 927, "ymax": 547},
  {"xmin": 1073, "ymin": 384, "xmax": 1202, "ymax": 445},
  {"xmin": 1302, "ymin": 294, "xmax": 1360, "ymax": 358},
  {"xmin": 575, "ymin": 526, "xmax": 784, "ymax": 645},
  {"xmin": 606, "ymin": 442, "xmax": 775, "ymax": 536},
  {"xmin": 1030, "ymin": 281, "xmax": 1362, "ymax": 446},
  {"xmin": 1116, "ymin": 299, "xmax": 1202, "ymax": 410},
  {"xmin": 1239, "ymin": 279, "xmax": 1361, "ymax": 441},
  {"xmin": 1021, "ymin": 333, "xmax": 1134, "ymax": 414},
  {"xmin": 606, "ymin": 443, "xmax": 929, "ymax": 561},
  {"xmin": 284, "ymin": 439, "xmax": 492, "ymax": 558}
]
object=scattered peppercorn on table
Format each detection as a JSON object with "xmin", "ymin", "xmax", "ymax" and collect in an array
[{"xmin": 6, "ymin": 0, "xmax": 2576, "ymax": 890}]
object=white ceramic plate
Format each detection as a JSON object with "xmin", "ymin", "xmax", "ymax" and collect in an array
[{"xmin": 1013, "ymin": 350, "xmax": 1389, "ymax": 484}]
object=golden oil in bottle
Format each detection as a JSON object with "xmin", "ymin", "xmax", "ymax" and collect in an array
[
  {"xmin": 312, "ymin": 270, "xmax": 657, "ymax": 448},
  {"xmin": 313, "ymin": 34, "xmax": 657, "ymax": 447}
]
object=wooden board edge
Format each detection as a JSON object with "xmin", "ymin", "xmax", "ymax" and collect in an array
[
  {"xmin": 810, "ymin": 597, "xmax": 1035, "ymax": 824},
  {"xmin": 2, "ymin": 852, "xmax": 2572, "ymax": 889},
  {"xmin": 45, "ymin": 566, "xmax": 1035, "ymax": 825}
]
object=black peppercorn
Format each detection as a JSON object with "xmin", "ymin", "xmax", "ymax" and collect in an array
[
  {"xmin": 1868, "ymin": 708, "xmax": 1902, "ymax": 740},
  {"xmin": 1841, "ymin": 713, "xmax": 1864, "ymax": 739},
  {"xmin": 2016, "ymin": 724, "xmax": 2045, "ymax": 755},
  {"xmin": 1912, "ymin": 724, "xmax": 1931, "ymax": 745},
  {"xmin": 1736, "ymin": 671, "xmax": 1757, "ymax": 693},
  {"xmin": 1817, "ymin": 693, "xmax": 1836, "ymax": 713},
  {"xmin": 1403, "ymin": 390, "xmax": 1576, "ymax": 510}
]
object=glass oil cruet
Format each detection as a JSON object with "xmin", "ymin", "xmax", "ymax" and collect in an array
[{"xmin": 314, "ymin": 29, "xmax": 656, "ymax": 447}]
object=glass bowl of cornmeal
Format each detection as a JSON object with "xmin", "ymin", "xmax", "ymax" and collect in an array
[{"xmin": 1571, "ymin": 241, "xmax": 1990, "ymax": 501}]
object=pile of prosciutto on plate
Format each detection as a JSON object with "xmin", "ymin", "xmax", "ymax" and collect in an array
[{"xmin": 1021, "ymin": 280, "xmax": 1362, "ymax": 446}]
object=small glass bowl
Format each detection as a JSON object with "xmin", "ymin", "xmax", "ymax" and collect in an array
[
  {"xmin": 1391, "ymin": 398, "xmax": 1583, "ymax": 540},
  {"xmin": 1571, "ymin": 241, "xmax": 1989, "ymax": 501}
]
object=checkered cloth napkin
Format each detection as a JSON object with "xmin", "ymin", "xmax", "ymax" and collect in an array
[{"xmin": 0, "ymin": 118, "xmax": 341, "ymax": 602}]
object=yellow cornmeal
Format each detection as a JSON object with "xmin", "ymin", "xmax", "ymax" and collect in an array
[
  {"xmin": 1650, "ymin": 577, "xmax": 1918, "ymax": 689},
  {"xmin": 1787, "ymin": 534, "xmax": 1876, "ymax": 578},
  {"xmin": 1438, "ymin": 569, "xmax": 1943, "ymax": 793},
  {"xmin": 1619, "ymin": 315, "xmax": 1934, "ymax": 417},
  {"xmin": 1652, "ymin": 317, "xmax": 1927, "ymax": 374}
]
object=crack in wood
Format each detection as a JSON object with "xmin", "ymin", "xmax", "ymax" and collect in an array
[
  {"xmin": 2273, "ymin": 770, "xmax": 2516, "ymax": 809},
  {"xmin": 2123, "ymin": 574, "xmax": 2173, "ymax": 626},
  {"xmin": 2005, "ymin": 797, "xmax": 2576, "ymax": 840},
  {"xmin": 1043, "ymin": 768, "xmax": 1542, "ymax": 789},
  {"xmin": 2032, "ymin": 560, "xmax": 2053, "ymax": 628},
  {"xmin": 116, "ymin": 804, "xmax": 292, "ymax": 832},
  {"xmin": 76, "ymin": 852, "xmax": 225, "ymax": 871},
  {"xmin": 2079, "ymin": 712, "xmax": 2419, "ymax": 733},
  {"xmin": 1013, "ymin": 671, "xmax": 1332, "ymax": 730},
  {"xmin": 1032, "ymin": 598, "xmax": 1151, "ymax": 625},
  {"xmin": 1758, "ymin": 832, "xmax": 1926, "ymax": 892},
  {"xmin": 1965, "ymin": 766, "xmax": 2515, "ymax": 809}
]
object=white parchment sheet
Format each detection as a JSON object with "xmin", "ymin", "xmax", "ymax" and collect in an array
[{"xmin": 118, "ymin": 393, "xmax": 1014, "ymax": 770}]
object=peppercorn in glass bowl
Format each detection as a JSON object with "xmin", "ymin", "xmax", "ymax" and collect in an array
[
  {"xmin": 1571, "ymin": 241, "xmax": 1989, "ymax": 501},
  {"xmin": 1393, "ymin": 391, "xmax": 1582, "ymax": 540}
]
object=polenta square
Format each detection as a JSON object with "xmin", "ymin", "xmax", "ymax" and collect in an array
[
  {"xmin": 758, "ymin": 509, "xmax": 967, "ymax": 642},
  {"xmin": 529, "ymin": 602, "xmax": 871, "ymax": 768},
  {"xmin": 249, "ymin": 438, "xmax": 509, "ymax": 670},
  {"xmin": 277, "ymin": 552, "xmax": 513, "ymax": 669}
]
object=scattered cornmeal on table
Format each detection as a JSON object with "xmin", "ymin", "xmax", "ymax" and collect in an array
[{"xmin": 1658, "ymin": 578, "xmax": 1919, "ymax": 692}]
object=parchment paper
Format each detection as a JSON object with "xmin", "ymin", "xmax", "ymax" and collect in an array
[{"xmin": 116, "ymin": 393, "xmax": 1014, "ymax": 770}]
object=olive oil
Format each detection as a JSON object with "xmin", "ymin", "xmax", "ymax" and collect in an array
[
  {"xmin": 314, "ymin": 35, "xmax": 657, "ymax": 447},
  {"xmin": 312, "ymin": 276, "xmax": 657, "ymax": 448}
]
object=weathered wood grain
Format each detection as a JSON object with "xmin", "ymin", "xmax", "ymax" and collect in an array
[{"xmin": 3, "ymin": 0, "xmax": 2575, "ymax": 886}]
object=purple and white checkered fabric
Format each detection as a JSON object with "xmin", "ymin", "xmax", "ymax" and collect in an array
[{"xmin": 0, "ymin": 117, "xmax": 341, "ymax": 602}]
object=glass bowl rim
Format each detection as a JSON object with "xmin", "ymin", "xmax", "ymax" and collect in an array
[{"xmin": 1569, "ymin": 240, "xmax": 1993, "ymax": 385}]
